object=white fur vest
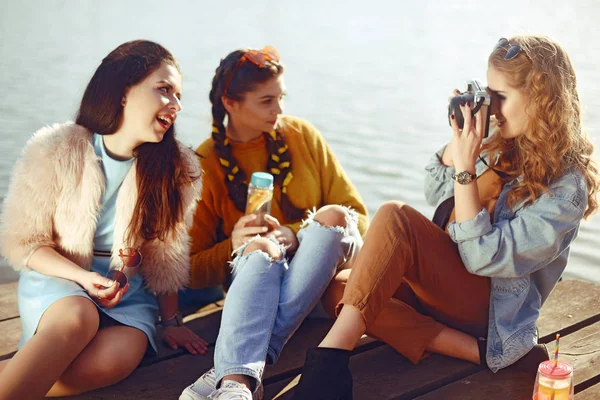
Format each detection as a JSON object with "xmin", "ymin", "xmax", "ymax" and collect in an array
[{"xmin": 0, "ymin": 122, "xmax": 202, "ymax": 294}]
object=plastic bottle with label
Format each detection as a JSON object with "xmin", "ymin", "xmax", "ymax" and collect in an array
[{"xmin": 245, "ymin": 172, "xmax": 274, "ymax": 226}]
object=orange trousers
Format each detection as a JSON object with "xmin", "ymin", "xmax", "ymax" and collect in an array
[{"xmin": 322, "ymin": 201, "xmax": 491, "ymax": 363}]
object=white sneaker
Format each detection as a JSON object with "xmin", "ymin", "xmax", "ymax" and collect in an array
[
  {"xmin": 179, "ymin": 367, "xmax": 217, "ymax": 400},
  {"xmin": 180, "ymin": 368, "xmax": 264, "ymax": 400},
  {"xmin": 208, "ymin": 380, "xmax": 253, "ymax": 400}
]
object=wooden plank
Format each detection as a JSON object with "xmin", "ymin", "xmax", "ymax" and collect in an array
[
  {"xmin": 576, "ymin": 383, "xmax": 600, "ymax": 400},
  {"xmin": 0, "ymin": 282, "xmax": 19, "ymax": 321},
  {"xmin": 566, "ymin": 322, "xmax": 600, "ymax": 386},
  {"xmin": 349, "ymin": 348, "xmax": 479, "ymax": 400},
  {"xmin": 266, "ymin": 346, "xmax": 480, "ymax": 400},
  {"xmin": 0, "ymin": 318, "xmax": 20, "ymax": 360},
  {"xmin": 413, "ymin": 321, "xmax": 600, "ymax": 400},
  {"xmin": 69, "ymin": 318, "xmax": 342, "ymax": 399},
  {"xmin": 537, "ymin": 280, "xmax": 600, "ymax": 340}
]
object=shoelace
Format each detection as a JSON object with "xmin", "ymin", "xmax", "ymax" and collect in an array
[
  {"xmin": 203, "ymin": 367, "xmax": 216, "ymax": 386},
  {"xmin": 208, "ymin": 381, "xmax": 252, "ymax": 400}
]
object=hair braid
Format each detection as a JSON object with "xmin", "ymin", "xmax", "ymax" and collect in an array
[
  {"xmin": 210, "ymin": 65, "xmax": 248, "ymax": 212},
  {"xmin": 265, "ymin": 129, "xmax": 305, "ymax": 220}
]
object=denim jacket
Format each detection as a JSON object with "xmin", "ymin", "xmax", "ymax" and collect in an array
[{"xmin": 424, "ymin": 147, "xmax": 587, "ymax": 371}]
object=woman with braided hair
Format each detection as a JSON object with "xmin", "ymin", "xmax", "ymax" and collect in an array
[{"xmin": 179, "ymin": 46, "xmax": 368, "ymax": 400}]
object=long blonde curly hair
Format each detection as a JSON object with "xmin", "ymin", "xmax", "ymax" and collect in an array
[{"xmin": 483, "ymin": 35, "xmax": 599, "ymax": 218}]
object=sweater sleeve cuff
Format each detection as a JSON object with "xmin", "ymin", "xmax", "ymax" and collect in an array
[
  {"xmin": 425, "ymin": 146, "xmax": 456, "ymax": 183},
  {"xmin": 448, "ymin": 207, "xmax": 492, "ymax": 242}
]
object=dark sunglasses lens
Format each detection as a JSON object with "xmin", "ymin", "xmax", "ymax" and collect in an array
[
  {"xmin": 504, "ymin": 44, "xmax": 521, "ymax": 60},
  {"xmin": 494, "ymin": 37, "xmax": 509, "ymax": 51}
]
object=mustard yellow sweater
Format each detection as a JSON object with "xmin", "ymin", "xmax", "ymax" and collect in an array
[{"xmin": 188, "ymin": 116, "xmax": 369, "ymax": 289}]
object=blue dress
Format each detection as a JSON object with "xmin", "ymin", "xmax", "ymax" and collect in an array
[{"xmin": 17, "ymin": 134, "xmax": 159, "ymax": 353}]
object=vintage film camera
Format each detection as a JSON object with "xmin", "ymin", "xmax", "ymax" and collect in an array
[{"xmin": 447, "ymin": 79, "xmax": 492, "ymax": 138}]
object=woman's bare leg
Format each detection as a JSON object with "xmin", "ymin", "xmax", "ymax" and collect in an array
[
  {"xmin": 0, "ymin": 296, "xmax": 99, "ymax": 400},
  {"xmin": 0, "ymin": 359, "xmax": 10, "ymax": 376},
  {"xmin": 319, "ymin": 305, "xmax": 365, "ymax": 350},
  {"xmin": 46, "ymin": 324, "xmax": 148, "ymax": 396},
  {"xmin": 426, "ymin": 327, "xmax": 480, "ymax": 363}
]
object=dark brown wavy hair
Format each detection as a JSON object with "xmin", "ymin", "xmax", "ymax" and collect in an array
[
  {"xmin": 76, "ymin": 40, "xmax": 197, "ymax": 243},
  {"xmin": 483, "ymin": 35, "xmax": 599, "ymax": 218},
  {"xmin": 209, "ymin": 49, "xmax": 304, "ymax": 220}
]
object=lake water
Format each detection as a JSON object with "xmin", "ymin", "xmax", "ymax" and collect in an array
[{"xmin": 1, "ymin": 0, "xmax": 599, "ymax": 284}]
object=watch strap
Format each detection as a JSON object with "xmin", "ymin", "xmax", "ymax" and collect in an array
[
  {"xmin": 452, "ymin": 171, "xmax": 477, "ymax": 184},
  {"xmin": 162, "ymin": 311, "xmax": 183, "ymax": 327}
]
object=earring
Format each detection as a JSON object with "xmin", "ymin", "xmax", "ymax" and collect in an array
[{"xmin": 121, "ymin": 99, "xmax": 127, "ymax": 106}]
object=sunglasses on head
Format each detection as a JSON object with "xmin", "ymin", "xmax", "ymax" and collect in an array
[
  {"xmin": 223, "ymin": 46, "xmax": 281, "ymax": 95},
  {"xmin": 494, "ymin": 38, "xmax": 522, "ymax": 60}
]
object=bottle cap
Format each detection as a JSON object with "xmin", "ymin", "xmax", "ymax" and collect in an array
[
  {"xmin": 538, "ymin": 360, "xmax": 573, "ymax": 379},
  {"xmin": 250, "ymin": 172, "xmax": 274, "ymax": 189}
]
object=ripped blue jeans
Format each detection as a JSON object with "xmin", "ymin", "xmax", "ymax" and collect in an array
[{"xmin": 214, "ymin": 207, "xmax": 362, "ymax": 386}]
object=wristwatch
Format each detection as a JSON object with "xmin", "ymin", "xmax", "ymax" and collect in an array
[
  {"xmin": 452, "ymin": 171, "xmax": 477, "ymax": 185},
  {"xmin": 162, "ymin": 311, "xmax": 184, "ymax": 327}
]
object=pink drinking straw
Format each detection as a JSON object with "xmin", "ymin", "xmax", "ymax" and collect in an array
[{"xmin": 553, "ymin": 333, "xmax": 560, "ymax": 368}]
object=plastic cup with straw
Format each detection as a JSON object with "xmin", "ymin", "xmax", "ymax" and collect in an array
[
  {"xmin": 532, "ymin": 333, "xmax": 574, "ymax": 400},
  {"xmin": 554, "ymin": 333, "xmax": 560, "ymax": 368}
]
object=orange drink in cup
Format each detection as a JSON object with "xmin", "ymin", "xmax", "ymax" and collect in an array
[{"xmin": 532, "ymin": 360, "xmax": 573, "ymax": 400}]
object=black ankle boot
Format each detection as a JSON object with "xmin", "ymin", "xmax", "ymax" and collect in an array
[
  {"xmin": 511, "ymin": 344, "xmax": 549, "ymax": 374},
  {"xmin": 477, "ymin": 337, "xmax": 489, "ymax": 367},
  {"xmin": 291, "ymin": 347, "xmax": 353, "ymax": 400}
]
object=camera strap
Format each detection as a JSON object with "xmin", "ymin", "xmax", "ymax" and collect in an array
[{"xmin": 478, "ymin": 155, "xmax": 510, "ymax": 179}]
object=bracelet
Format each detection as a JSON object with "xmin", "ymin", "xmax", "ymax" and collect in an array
[{"xmin": 161, "ymin": 311, "xmax": 183, "ymax": 327}]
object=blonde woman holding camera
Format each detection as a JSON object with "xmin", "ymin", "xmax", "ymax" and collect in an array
[{"xmin": 291, "ymin": 35, "xmax": 600, "ymax": 399}]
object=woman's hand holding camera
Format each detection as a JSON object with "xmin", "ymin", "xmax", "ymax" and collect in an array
[
  {"xmin": 449, "ymin": 97, "xmax": 485, "ymax": 173},
  {"xmin": 441, "ymin": 89, "xmax": 462, "ymax": 167}
]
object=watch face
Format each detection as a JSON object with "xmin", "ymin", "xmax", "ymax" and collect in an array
[{"xmin": 457, "ymin": 171, "xmax": 473, "ymax": 184}]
